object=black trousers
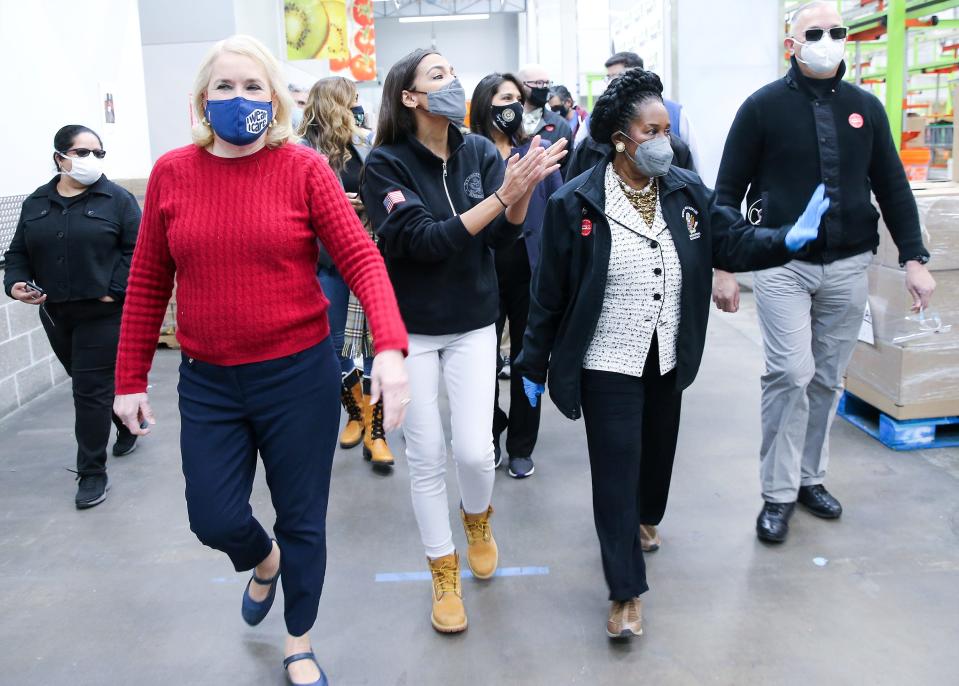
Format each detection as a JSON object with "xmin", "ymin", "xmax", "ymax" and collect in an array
[
  {"xmin": 177, "ymin": 338, "xmax": 340, "ymax": 636},
  {"xmin": 492, "ymin": 241, "xmax": 541, "ymax": 458},
  {"xmin": 41, "ymin": 299, "xmax": 127, "ymax": 477},
  {"xmin": 580, "ymin": 338, "xmax": 683, "ymax": 601}
]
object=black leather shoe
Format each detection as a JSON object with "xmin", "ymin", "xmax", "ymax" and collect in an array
[
  {"xmin": 798, "ymin": 485, "xmax": 843, "ymax": 519},
  {"xmin": 756, "ymin": 501, "xmax": 795, "ymax": 543}
]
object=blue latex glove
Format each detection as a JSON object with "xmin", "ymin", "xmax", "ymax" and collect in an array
[
  {"xmin": 784, "ymin": 183, "xmax": 830, "ymax": 252},
  {"xmin": 523, "ymin": 377, "xmax": 545, "ymax": 407}
]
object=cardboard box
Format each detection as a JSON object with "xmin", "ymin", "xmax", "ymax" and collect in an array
[
  {"xmin": 875, "ymin": 183, "xmax": 959, "ymax": 271},
  {"xmin": 865, "ymin": 265, "xmax": 959, "ymax": 342},
  {"xmin": 845, "ymin": 333, "xmax": 959, "ymax": 419}
]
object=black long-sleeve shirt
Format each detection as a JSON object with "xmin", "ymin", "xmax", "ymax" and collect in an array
[
  {"xmin": 361, "ymin": 125, "xmax": 522, "ymax": 335},
  {"xmin": 715, "ymin": 59, "xmax": 928, "ymax": 265},
  {"xmin": 4, "ymin": 175, "xmax": 141, "ymax": 302}
]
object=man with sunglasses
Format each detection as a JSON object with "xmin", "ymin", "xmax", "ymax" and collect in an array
[
  {"xmin": 517, "ymin": 64, "xmax": 572, "ymax": 175},
  {"xmin": 715, "ymin": 0, "xmax": 935, "ymax": 544}
]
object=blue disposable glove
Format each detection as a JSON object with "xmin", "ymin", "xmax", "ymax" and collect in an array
[
  {"xmin": 785, "ymin": 183, "xmax": 830, "ymax": 252},
  {"xmin": 523, "ymin": 377, "xmax": 545, "ymax": 407}
]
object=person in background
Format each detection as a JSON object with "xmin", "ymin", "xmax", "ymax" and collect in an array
[
  {"xmin": 362, "ymin": 49, "xmax": 565, "ymax": 634},
  {"xmin": 299, "ymin": 76, "xmax": 394, "ymax": 470},
  {"xmin": 289, "ymin": 82, "xmax": 309, "ymax": 130},
  {"xmin": 517, "ymin": 64, "xmax": 572, "ymax": 176},
  {"xmin": 714, "ymin": 1, "xmax": 934, "ymax": 544},
  {"xmin": 514, "ymin": 68, "xmax": 829, "ymax": 640},
  {"xmin": 350, "ymin": 90, "xmax": 375, "ymax": 143},
  {"xmin": 548, "ymin": 85, "xmax": 586, "ymax": 140},
  {"xmin": 470, "ymin": 72, "xmax": 565, "ymax": 479},
  {"xmin": 574, "ymin": 52, "xmax": 701, "ymax": 170},
  {"xmin": 113, "ymin": 35, "xmax": 409, "ymax": 686},
  {"xmin": 4, "ymin": 124, "xmax": 142, "ymax": 510}
]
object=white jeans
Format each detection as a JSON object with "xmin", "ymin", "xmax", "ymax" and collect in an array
[{"xmin": 404, "ymin": 325, "xmax": 497, "ymax": 559}]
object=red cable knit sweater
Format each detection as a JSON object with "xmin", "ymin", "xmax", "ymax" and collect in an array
[{"xmin": 114, "ymin": 143, "xmax": 407, "ymax": 395}]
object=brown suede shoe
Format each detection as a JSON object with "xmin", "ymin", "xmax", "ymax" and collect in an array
[
  {"xmin": 640, "ymin": 524, "xmax": 661, "ymax": 553},
  {"xmin": 338, "ymin": 370, "xmax": 365, "ymax": 449},
  {"xmin": 363, "ymin": 398, "xmax": 395, "ymax": 467},
  {"xmin": 606, "ymin": 597, "xmax": 643, "ymax": 638},
  {"xmin": 460, "ymin": 505, "xmax": 498, "ymax": 579},
  {"xmin": 428, "ymin": 552, "xmax": 467, "ymax": 633}
]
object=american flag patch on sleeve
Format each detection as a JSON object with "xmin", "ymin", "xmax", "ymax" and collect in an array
[{"xmin": 383, "ymin": 190, "xmax": 407, "ymax": 214}]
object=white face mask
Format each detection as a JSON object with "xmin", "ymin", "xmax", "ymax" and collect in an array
[
  {"xmin": 794, "ymin": 35, "xmax": 846, "ymax": 75},
  {"xmin": 57, "ymin": 151, "xmax": 104, "ymax": 186}
]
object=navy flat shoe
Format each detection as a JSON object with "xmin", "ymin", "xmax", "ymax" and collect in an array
[
  {"xmin": 241, "ymin": 567, "xmax": 280, "ymax": 626},
  {"xmin": 283, "ymin": 652, "xmax": 328, "ymax": 686}
]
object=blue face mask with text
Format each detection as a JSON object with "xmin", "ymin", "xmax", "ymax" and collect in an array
[{"xmin": 205, "ymin": 97, "xmax": 273, "ymax": 146}]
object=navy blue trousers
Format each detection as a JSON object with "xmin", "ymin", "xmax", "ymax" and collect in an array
[{"xmin": 177, "ymin": 339, "xmax": 340, "ymax": 636}]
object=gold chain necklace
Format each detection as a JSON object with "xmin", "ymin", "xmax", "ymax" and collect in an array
[{"xmin": 616, "ymin": 174, "xmax": 658, "ymax": 228}]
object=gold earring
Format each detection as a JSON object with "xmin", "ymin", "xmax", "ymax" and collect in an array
[
  {"xmin": 615, "ymin": 141, "xmax": 626, "ymax": 153},
  {"xmin": 201, "ymin": 117, "xmax": 210, "ymax": 127},
  {"xmin": 268, "ymin": 118, "xmax": 277, "ymax": 129}
]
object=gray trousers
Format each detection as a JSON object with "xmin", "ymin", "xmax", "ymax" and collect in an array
[{"xmin": 753, "ymin": 251, "xmax": 871, "ymax": 503}]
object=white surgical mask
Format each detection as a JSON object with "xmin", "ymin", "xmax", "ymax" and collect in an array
[
  {"xmin": 57, "ymin": 151, "xmax": 104, "ymax": 186},
  {"xmin": 795, "ymin": 35, "xmax": 846, "ymax": 75}
]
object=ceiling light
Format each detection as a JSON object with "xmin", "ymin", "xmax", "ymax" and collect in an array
[{"xmin": 398, "ymin": 13, "xmax": 490, "ymax": 23}]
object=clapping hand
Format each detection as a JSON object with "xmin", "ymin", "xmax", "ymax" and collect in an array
[
  {"xmin": 522, "ymin": 377, "xmax": 545, "ymax": 408},
  {"xmin": 785, "ymin": 183, "xmax": 829, "ymax": 252}
]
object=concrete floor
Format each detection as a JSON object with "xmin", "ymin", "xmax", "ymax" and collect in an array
[{"xmin": 1, "ymin": 294, "xmax": 957, "ymax": 686}]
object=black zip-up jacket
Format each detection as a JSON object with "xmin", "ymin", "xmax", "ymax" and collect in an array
[
  {"xmin": 716, "ymin": 59, "xmax": 928, "ymax": 265},
  {"xmin": 361, "ymin": 125, "xmax": 523, "ymax": 335},
  {"xmin": 565, "ymin": 133, "xmax": 695, "ymax": 183},
  {"xmin": 513, "ymin": 158, "xmax": 795, "ymax": 420},
  {"xmin": 4, "ymin": 175, "xmax": 141, "ymax": 302}
]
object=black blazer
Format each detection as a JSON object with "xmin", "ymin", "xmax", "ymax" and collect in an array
[
  {"xmin": 513, "ymin": 157, "xmax": 794, "ymax": 420},
  {"xmin": 3, "ymin": 175, "xmax": 141, "ymax": 302}
]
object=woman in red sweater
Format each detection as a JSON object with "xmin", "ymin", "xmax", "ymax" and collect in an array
[{"xmin": 113, "ymin": 35, "xmax": 408, "ymax": 686}]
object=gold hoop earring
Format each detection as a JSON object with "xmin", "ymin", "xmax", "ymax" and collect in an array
[
  {"xmin": 200, "ymin": 117, "xmax": 210, "ymax": 127},
  {"xmin": 615, "ymin": 141, "xmax": 626, "ymax": 153}
]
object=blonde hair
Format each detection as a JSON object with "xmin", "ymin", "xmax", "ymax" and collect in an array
[
  {"xmin": 298, "ymin": 77, "xmax": 359, "ymax": 173},
  {"xmin": 191, "ymin": 34, "xmax": 297, "ymax": 148}
]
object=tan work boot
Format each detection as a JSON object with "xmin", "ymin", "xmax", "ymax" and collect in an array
[
  {"xmin": 363, "ymin": 398, "xmax": 395, "ymax": 467},
  {"xmin": 606, "ymin": 597, "xmax": 643, "ymax": 638},
  {"xmin": 428, "ymin": 552, "xmax": 467, "ymax": 633},
  {"xmin": 640, "ymin": 524, "xmax": 661, "ymax": 553},
  {"xmin": 460, "ymin": 505, "xmax": 498, "ymax": 579},
  {"xmin": 338, "ymin": 369, "xmax": 365, "ymax": 449}
]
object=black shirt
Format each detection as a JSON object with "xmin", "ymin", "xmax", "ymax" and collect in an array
[
  {"xmin": 715, "ymin": 59, "xmax": 928, "ymax": 265},
  {"xmin": 361, "ymin": 125, "xmax": 523, "ymax": 335},
  {"xmin": 3, "ymin": 175, "xmax": 141, "ymax": 302}
]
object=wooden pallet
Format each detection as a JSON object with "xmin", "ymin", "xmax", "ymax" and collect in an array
[
  {"xmin": 838, "ymin": 392, "xmax": 959, "ymax": 451},
  {"xmin": 157, "ymin": 332, "xmax": 180, "ymax": 350}
]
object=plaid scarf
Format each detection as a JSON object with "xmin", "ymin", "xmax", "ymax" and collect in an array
[{"xmin": 342, "ymin": 212, "xmax": 376, "ymax": 360}]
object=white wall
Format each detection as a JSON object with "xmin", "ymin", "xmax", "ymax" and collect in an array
[
  {"xmin": 1, "ymin": 0, "xmax": 152, "ymax": 196},
  {"xmin": 674, "ymin": 0, "xmax": 782, "ymax": 186},
  {"xmin": 374, "ymin": 14, "xmax": 521, "ymax": 101}
]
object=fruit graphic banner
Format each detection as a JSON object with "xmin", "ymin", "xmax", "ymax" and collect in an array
[
  {"xmin": 328, "ymin": 0, "xmax": 376, "ymax": 82},
  {"xmin": 285, "ymin": 0, "xmax": 349, "ymax": 61}
]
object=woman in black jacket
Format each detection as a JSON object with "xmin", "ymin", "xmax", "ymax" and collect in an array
[
  {"xmin": 3, "ymin": 124, "xmax": 141, "ymax": 509},
  {"xmin": 469, "ymin": 72, "xmax": 564, "ymax": 479},
  {"xmin": 361, "ymin": 49, "xmax": 564, "ymax": 634},
  {"xmin": 513, "ymin": 69, "xmax": 827, "ymax": 639}
]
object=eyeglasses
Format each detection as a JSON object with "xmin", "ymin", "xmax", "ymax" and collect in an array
[
  {"xmin": 802, "ymin": 26, "xmax": 848, "ymax": 42},
  {"xmin": 59, "ymin": 148, "xmax": 107, "ymax": 159},
  {"xmin": 523, "ymin": 80, "xmax": 553, "ymax": 89}
]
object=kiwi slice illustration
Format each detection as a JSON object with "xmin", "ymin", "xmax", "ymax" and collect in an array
[
  {"xmin": 286, "ymin": 0, "xmax": 330, "ymax": 60},
  {"xmin": 319, "ymin": 0, "xmax": 348, "ymax": 58}
]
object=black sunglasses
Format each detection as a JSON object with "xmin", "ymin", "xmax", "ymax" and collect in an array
[
  {"xmin": 804, "ymin": 26, "xmax": 848, "ymax": 42},
  {"xmin": 59, "ymin": 148, "xmax": 107, "ymax": 159}
]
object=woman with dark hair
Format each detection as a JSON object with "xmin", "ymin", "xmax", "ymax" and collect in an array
[
  {"xmin": 513, "ymin": 68, "xmax": 828, "ymax": 639},
  {"xmin": 470, "ymin": 72, "xmax": 563, "ymax": 479},
  {"xmin": 361, "ymin": 49, "xmax": 565, "ymax": 634},
  {"xmin": 299, "ymin": 76, "xmax": 394, "ymax": 469},
  {"xmin": 4, "ymin": 124, "xmax": 142, "ymax": 509}
]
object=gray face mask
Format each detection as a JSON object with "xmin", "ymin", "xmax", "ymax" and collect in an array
[
  {"xmin": 414, "ymin": 78, "xmax": 467, "ymax": 125},
  {"xmin": 620, "ymin": 133, "xmax": 673, "ymax": 177}
]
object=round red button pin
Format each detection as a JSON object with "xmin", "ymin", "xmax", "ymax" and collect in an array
[{"xmin": 848, "ymin": 113, "xmax": 864, "ymax": 129}]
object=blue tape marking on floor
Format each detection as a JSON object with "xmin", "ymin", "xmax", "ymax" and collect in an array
[{"xmin": 375, "ymin": 566, "xmax": 549, "ymax": 583}]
